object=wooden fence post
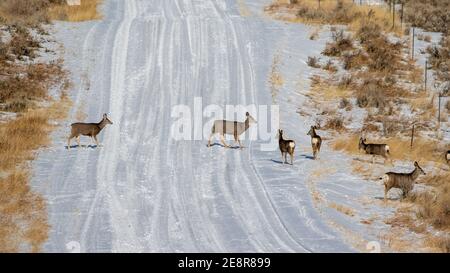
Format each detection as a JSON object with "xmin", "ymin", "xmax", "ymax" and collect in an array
[{"xmin": 411, "ymin": 27, "xmax": 415, "ymax": 60}]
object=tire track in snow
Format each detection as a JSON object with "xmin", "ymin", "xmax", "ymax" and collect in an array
[{"xmin": 96, "ymin": 0, "xmax": 141, "ymax": 252}]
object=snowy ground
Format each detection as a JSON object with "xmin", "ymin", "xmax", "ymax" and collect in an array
[{"xmin": 32, "ymin": 0, "xmax": 408, "ymax": 253}]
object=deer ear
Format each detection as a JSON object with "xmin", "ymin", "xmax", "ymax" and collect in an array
[
  {"xmin": 246, "ymin": 112, "xmax": 249, "ymax": 116},
  {"xmin": 103, "ymin": 113, "xmax": 107, "ymax": 118}
]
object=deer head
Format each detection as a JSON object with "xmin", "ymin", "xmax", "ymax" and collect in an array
[
  {"xmin": 245, "ymin": 112, "xmax": 257, "ymax": 124},
  {"xmin": 307, "ymin": 126, "xmax": 316, "ymax": 136},
  {"xmin": 102, "ymin": 113, "xmax": 113, "ymax": 125}
]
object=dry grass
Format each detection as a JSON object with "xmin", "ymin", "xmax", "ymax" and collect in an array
[
  {"xmin": 0, "ymin": 0, "xmax": 73, "ymax": 251},
  {"xmin": 332, "ymin": 133, "xmax": 448, "ymax": 165},
  {"xmin": 266, "ymin": 0, "xmax": 402, "ymax": 34},
  {"xmin": 329, "ymin": 202, "xmax": 355, "ymax": 217},
  {"xmin": 309, "ymin": 76, "xmax": 352, "ymax": 101},
  {"xmin": 0, "ymin": 93, "xmax": 70, "ymax": 252},
  {"xmin": 269, "ymin": 53, "xmax": 284, "ymax": 98},
  {"xmin": 0, "ymin": 96, "xmax": 70, "ymax": 172},
  {"xmin": 403, "ymin": 0, "xmax": 450, "ymax": 34},
  {"xmin": 385, "ymin": 172, "xmax": 450, "ymax": 253},
  {"xmin": 0, "ymin": 171, "xmax": 49, "ymax": 252},
  {"xmin": 48, "ymin": 0, "xmax": 102, "ymax": 22}
]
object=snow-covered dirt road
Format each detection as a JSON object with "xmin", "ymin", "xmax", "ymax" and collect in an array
[{"xmin": 32, "ymin": 0, "xmax": 394, "ymax": 252}]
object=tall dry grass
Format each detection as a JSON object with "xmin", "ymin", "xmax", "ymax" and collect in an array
[
  {"xmin": 332, "ymin": 133, "xmax": 448, "ymax": 165},
  {"xmin": 0, "ymin": 95, "xmax": 71, "ymax": 252},
  {"xmin": 48, "ymin": 0, "xmax": 102, "ymax": 22},
  {"xmin": 0, "ymin": 171, "xmax": 49, "ymax": 252},
  {"xmin": 266, "ymin": 0, "xmax": 401, "ymax": 34}
]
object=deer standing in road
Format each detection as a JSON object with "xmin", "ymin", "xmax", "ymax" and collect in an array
[
  {"xmin": 307, "ymin": 126, "xmax": 322, "ymax": 159},
  {"xmin": 67, "ymin": 113, "xmax": 113, "ymax": 149},
  {"xmin": 278, "ymin": 129, "xmax": 296, "ymax": 165},
  {"xmin": 381, "ymin": 161, "xmax": 426, "ymax": 202},
  {"xmin": 358, "ymin": 137, "xmax": 390, "ymax": 164},
  {"xmin": 207, "ymin": 112, "xmax": 257, "ymax": 149}
]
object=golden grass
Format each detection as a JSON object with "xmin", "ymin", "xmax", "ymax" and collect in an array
[
  {"xmin": 48, "ymin": 0, "xmax": 102, "ymax": 22},
  {"xmin": 332, "ymin": 133, "xmax": 448, "ymax": 165},
  {"xmin": 309, "ymin": 77, "xmax": 352, "ymax": 101},
  {"xmin": 0, "ymin": 95, "xmax": 71, "ymax": 252},
  {"xmin": 266, "ymin": 0, "xmax": 402, "ymax": 35},
  {"xmin": 0, "ymin": 171, "xmax": 49, "ymax": 252},
  {"xmin": 329, "ymin": 202, "xmax": 355, "ymax": 217}
]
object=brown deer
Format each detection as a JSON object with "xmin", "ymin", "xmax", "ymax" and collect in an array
[
  {"xmin": 207, "ymin": 112, "xmax": 257, "ymax": 149},
  {"xmin": 278, "ymin": 129, "xmax": 296, "ymax": 165},
  {"xmin": 67, "ymin": 113, "xmax": 113, "ymax": 149},
  {"xmin": 381, "ymin": 161, "xmax": 426, "ymax": 202},
  {"xmin": 307, "ymin": 126, "xmax": 322, "ymax": 159},
  {"xmin": 358, "ymin": 137, "xmax": 390, "ymax": 164}
]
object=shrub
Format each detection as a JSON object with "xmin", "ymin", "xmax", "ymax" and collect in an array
[
  {"xmin": 307, "ymin": 56, "xmax": 321, "ymax": 68},
  {"xmin": 322, "ymin": 29, "xmax": 353, "ymax": 57},
  {"xmin": 403, "ymin": 0, "xmax": 450, "ymax": 33},
  {"xmin": 322, "ymin": 59, "xmax": 337, "ymax": 72}
]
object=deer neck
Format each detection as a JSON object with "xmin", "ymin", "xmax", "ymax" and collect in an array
[
  {"xmin": 310, "ymin": 129, "xmax": 317, "ymax": 138},
  {"xmin": 244, "ymin": 118, "xmax": 250, "ymax": 131},
  {"xmin": 98, "ymin": 119, "xmax": 108, "ymax": 130},
  {"xmin": 361, "ymin": 140, "xmax": 368, "ymax": 149}
]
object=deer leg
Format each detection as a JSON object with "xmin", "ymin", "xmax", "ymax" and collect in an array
[
  {"xmin": 238, "ymin": 139, "xmax": 243, "ymax": 149},
  {"xmin": 384, "ymin": 186, "xmax": 388, "ymax": 203},
  {"xmin": 284, "ymin": 152, "xmax": 288, "ymax": 164},
  {"xmin": 281, "ymin": 152, "xmax": 285, "ymax": 164},
  {"xmin": 220, "ymin": 134, "xmax": 229, "ymax": 148},
  {"xmin": 93, "ymin": 135, "xmax": 99, "ymax": 147},
  {"xmin": 76, "ymin": 136, "xmax": 81, "ymax": 148},
  {"xmin": 67, "ymin": 136, "xmax": 73, "ymax": 149},
  {"xmin": 290, "ymin": 152, "xmax": 294, "ymax": 165},
  {"xmin": 207, "ymin": 133, "xmax": 215, "ymax": 147}
]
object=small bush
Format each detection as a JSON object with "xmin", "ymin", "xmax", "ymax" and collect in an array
[
  {"xmin": 307, "ymin": 56, "xmax": 321, "ymax": 68},
  {"xmin": 322, "ymin": 59, "xmax": 337, "ymax": 72},
  {"xmin": 337, "ymin": 75, "xmax": 353, "ymax": 88},
  {"xmin": 322, "ymin": 29, "xmax": 353, "ymax": 57}
]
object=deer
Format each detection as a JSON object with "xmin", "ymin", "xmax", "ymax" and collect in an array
[
  {"xmin": 278, "ymin": 129, "xmax": 296, "ymax": 165},
  {"xmin": 307, "ymin": 126, "xmax": 322, "ymax": 159},
  {"xmin": 67, "ymin": 113, "xmax": 113, "ymax": 149},
  {"xmin": 207, "ymin": 112, "xmax": 257, "ymax": 149},
  {"xmin": 358, "ymin": 137, "xmax": 390, "ymax": 164},
  {"xmin": 446, "ymin": 150, "xmax": 450, "ymax": 164},
  {"xmin": 381, "ymin": 161, "xmax": 426, "ymax": 202}
]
